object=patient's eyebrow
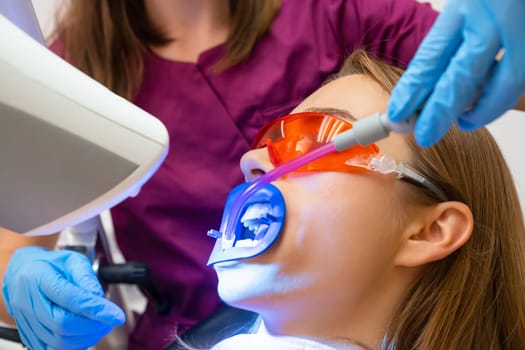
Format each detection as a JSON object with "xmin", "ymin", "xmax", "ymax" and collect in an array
[{"xmin": 303, "ymin": 107, "xmax": 357, "ymax": 122}]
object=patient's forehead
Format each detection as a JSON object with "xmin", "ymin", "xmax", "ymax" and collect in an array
[
  {"xmin": 292, "ymin": 74, "xmax": 389, "ymax": 118},
  {"xmin": 292, "ymin": 74, "xmax": 410, "ymax": 159}
]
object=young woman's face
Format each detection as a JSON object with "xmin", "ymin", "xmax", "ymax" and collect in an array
[{"xmin": 214, "ymin": 74, "xmax": 416, "ymax": 327}]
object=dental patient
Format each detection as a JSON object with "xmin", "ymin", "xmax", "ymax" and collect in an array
[{"xmin": 205, "ymin": 50, "xmax": 525, "ymax": 349}]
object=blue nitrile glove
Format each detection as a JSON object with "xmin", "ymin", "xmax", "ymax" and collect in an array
[
  {"xmin": 388, "ymin": 0, "xmax": 525, "ymax": 146},
  {"xmin": 2, "ymin": 246, "xmax": 125, "ymax": 350}
]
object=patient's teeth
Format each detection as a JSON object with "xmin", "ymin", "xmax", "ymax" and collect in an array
[
  {"xmin": 241, "ymin": 203, "xmax": 270, "ymax": 222},
  {"xmin": 254, "ymin": 224, "xmax": 269, "ymax": 240},
  {"xmin": 235, "ymin": 239, "xmax": 260, "ymax": 248},
  {"xmin": 239, "ymin": 203, "xmax": 273, "ymax": 238}
]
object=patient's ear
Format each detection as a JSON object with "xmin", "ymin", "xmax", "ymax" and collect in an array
[{"xmin": 394, "ymin": 202, "xmax": 474, "ymax": 267}]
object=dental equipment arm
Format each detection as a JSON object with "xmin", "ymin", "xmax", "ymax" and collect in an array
[
  {"xmin": 221, "ymin": 113, "xmax": 413, "ymax": 240},
  {"xmin": 332, "ymin": 112, "xmax": 413, "ymax": 150},
  {"xmin": 0, "ymin": 12, "xmax": 169, "ymax": 236},
  {"xmin": 0, "ymin": 5, "xmax": 168, "ymax": 349}
]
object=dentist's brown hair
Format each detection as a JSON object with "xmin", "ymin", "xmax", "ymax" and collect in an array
[{"xmin": 51, "ymin": 0, "xmax": 280, "ymax": 100}]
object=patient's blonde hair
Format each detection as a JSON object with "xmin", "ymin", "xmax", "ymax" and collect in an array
[{"xmin": 337, "ymin": 50, "xmax": 525, "ymax": 349}]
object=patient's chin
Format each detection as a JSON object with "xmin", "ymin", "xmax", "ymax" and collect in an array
[
  {"xmin": 215, "ymin": 262, "xmax": 284, "ymax": 307},
  {"xmin": 217, "ymin": 268, "xmax": 266, "ymax": 304},
  {"xmin": 215, "ymin": 261, "xmax": 314, "ymax": 313}
]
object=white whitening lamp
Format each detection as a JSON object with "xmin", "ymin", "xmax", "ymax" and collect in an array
[{"xmin": 0, "ymin": 2, "xmax": 169, "ymax": 236}]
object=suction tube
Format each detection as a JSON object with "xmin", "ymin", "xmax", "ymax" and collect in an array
[{"xmin": 221, "ymin": 113, "xmax": 414, "ymax": 240}]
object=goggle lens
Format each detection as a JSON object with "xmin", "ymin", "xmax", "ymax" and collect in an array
[{"xmin": 252, "ymin": 112, "xmax": 379, "ymax": 173}]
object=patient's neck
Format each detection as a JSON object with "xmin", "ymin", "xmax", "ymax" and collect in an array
[
  {"xmin": 254, "ymin": 271, "xmax": 415, "ymax": 349},
  {"xmin": 258, "ymin": 302, "xmax": 389, "ymax": 349}
]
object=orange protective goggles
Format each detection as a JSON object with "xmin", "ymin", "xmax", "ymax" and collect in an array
[
  {"xmin": 252, "ymin": 112, "xmax": 379, "ymax": 173},
  {"xmin": 251, "ymin": 111, "xmax": 447, "ymax": 202}
]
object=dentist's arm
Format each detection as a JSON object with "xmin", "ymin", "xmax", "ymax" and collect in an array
[
  {"xmin": 0, "ymin": 228, "xmax": 125, "ymax": 350},
  {"xmin": 0, "ymin": 228, "xmax": 58, "ymax": 322},
  {"xmin": 388, "ymin": 0, "xmax": 525, "ymax": 146}
]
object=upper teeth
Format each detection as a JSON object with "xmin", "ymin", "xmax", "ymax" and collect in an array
[
  {"xmin": 241, "ymin": 203, "xmax": 272, "ymax": 231},
  {"xmin": 241, "ymin": 203, "xmax": 275, "ymax": 242},
  {"xmin": 242, "ymin": 203, "xmax": 270, "ymax": 219}
]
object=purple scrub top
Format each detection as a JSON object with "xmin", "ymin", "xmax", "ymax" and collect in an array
[{"xmin": 56, "ymin": 0, "xmax": 438, "ymax": 348}]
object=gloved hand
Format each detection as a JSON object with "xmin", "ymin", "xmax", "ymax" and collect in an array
[
  {"xmin": 2, "ymin": 246, "xmax": 125, "ymax": 350},
  {"xmin": 388, "ymin": 0, "xmax": 525, "ymax": 146}
]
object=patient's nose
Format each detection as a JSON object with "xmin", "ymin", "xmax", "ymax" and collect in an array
[{"xmin": 240, "ymin": 148, "xmax": 274, "ymax": 182}]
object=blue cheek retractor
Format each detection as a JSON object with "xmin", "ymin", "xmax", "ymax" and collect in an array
[{"xmin": 207, "ymin": 183, "xmax": 286, "ymax": 265}]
